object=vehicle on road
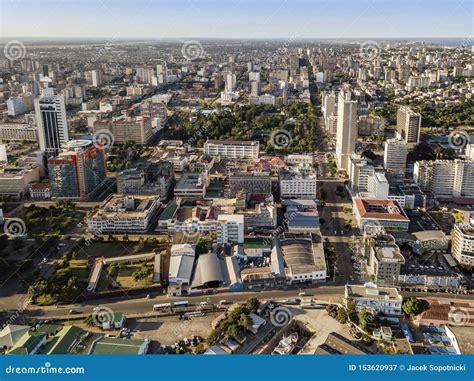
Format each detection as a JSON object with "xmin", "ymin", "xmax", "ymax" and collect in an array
[{"xmin": 153, "ymin": 303, "xmax": 172, "ymax": 311}]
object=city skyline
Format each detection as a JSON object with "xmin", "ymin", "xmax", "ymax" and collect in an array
[{"xmin": 1, "ymin": 0, "xmax": 472, "ymax": 39}]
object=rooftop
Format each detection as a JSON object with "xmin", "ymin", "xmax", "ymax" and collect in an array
[{"xmin": 354, "ymin": 198, "xmax": 409, "ymax": 221}]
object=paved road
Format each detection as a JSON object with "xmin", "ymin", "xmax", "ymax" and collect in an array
[{"xmin": 19, "ymin": 285, "xmax": 473, "ymax": 321}]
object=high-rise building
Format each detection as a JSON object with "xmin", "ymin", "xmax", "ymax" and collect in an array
[
  {"xmin": 7, "ymin": 96, "xmax": 26, "ymax": 116},
  {"xmin": 414, "ymin": 159, "xmax": 474, "ymax": 198},
  {"xmin": 322, "ymin": 92, "xmax": 336, "ymax": 121},
  {"xmin": 396, "ymin": 106, "xmax": 421, "ymax": 147},
  {"xmin": 452, "ymin": 223, "xmax": 474, "ymax": 267},
  {"xmin": 335, "ymin": 89, "xmax": 357, "ymax": 171},
  {"xmin": 384, "ymin": 138, "xmax": 408, "ymax": 174},
  {"xmin": 34, "ymin": 91, "xmax": 69, "ymax": 156},
  {"xmin": 224, "ymin": 73, "xmax": 236, "ymax": 92},
  {"xmin": 48, "ymin": 140, "xmax": 106, "ymax": 200}
]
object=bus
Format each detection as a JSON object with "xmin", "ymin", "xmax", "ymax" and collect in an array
[
  {"xmin": 153, "ymin": 303, "xmax": 172, "ymax": 311},
  {"xmin": 173, "ymin": 300, "xmax": 189, "ymax": 308}
]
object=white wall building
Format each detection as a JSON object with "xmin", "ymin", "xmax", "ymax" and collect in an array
[{"xmin": 345, "ymin": 283, "xmax": 403, "ymax": 316}]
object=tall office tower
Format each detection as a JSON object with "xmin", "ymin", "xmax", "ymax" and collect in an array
[
  {"xmin": 384, "ymin": 138, "xmax": 408, "ymax": 175},
  {"xmin": 156, "ymin": 61, "xmax": 167, "ymax": 84},
  {"xmin": 250, "ymin": 80, "xmax": 261, "ymax": 96},
  {"xmin": 34, "ymin": 91, "xmax": 69, "ymax": 157},
  {"xmin": 224, "ymin": 73, "xmax": 236, "ymax": 92},
  {"xmin": 42, "ymin": 64, "xmax": 49, "ymax": 77},
  {"xmin": 322, "ymin": 92, "xmax": 336, "ymax": 129},
  {"xmin": 85, "ymin": 70, "xmax": 102, "ymax": 87},
  {"xmin": 335, "ymin": 89, "xmax": 358, "ymax": 171},
  {"xmin": 396, "ymin": 106, "xmax": 421, "ymax": 147},
  {"xmin": 48, "ymin": 140, "xmax": 107, "ymax": 200}
]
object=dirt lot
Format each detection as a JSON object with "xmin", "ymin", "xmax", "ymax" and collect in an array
[
  {"xmin": 293, "ymin": 307, "xmax": 353, "ymax": 353},
  {"xmin": 126, "ymin": 313, "xmax": 220, "ymax": 345}
]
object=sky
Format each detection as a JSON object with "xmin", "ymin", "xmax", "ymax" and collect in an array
[{"xmin": 0, "ymin": 0, "xmax": 472, "ymax": 39}]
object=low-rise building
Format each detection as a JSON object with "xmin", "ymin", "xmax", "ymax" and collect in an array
[
  {"xmin": 345, "ymin": 283, "xmax": 403, "ymax": 316},
  {"xmin": 168, "ymin": 244, "xmax": 196, "ymax": 285},
  {"xmin": 279, "ymin": 164, "xmax": 317, "ymax": 199},
  {"xmin": 0, "ymin": 164, "xmax": 40, "ymax": 199},
  {"xmin": 365, "ymin": 230, "xmax": 405, "ymax": 283},
  {"xmin": 204, "ymin": 140, "xmax": 259, "ymax": 159},
  {"xmin": 353, "ymin": 198, "xmax": 410, "ymax": 231},
  {"xmin": 116, "ymin": 160, "xmax": 174, "ymax": 199},
  {"xmin": 87, "ymin": 195, "xmax": 160, "ymax": 233},
  {"xmin": 271, "ymin": 236, "xmax": 326, "ymax": 283},
  {"xmin": 174, "ymin": 172, "xmax": 206, "ymax": 200}
]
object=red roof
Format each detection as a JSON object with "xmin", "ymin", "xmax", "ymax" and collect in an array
[{"xmin": 354, "ymin": 198, "xmax": 409, "ymax": 221}]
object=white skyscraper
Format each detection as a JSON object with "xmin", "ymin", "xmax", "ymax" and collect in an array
[
  {"xmin": 225, "ymin": 73, "xmax": 236, "ymax": 92},
  {"xmin": 34, "ymin": 91, "xmax": 69, "ymax": 156},
  {"xmin": 335, "ymin": 89, "xmax": 357, "ymax": 171},
  {"xmin": 384, "ymin": 138, "xmax": 408, "ymax": 174}
]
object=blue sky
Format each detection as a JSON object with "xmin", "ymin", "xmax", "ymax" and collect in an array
[{"xmin": 1, "ymin": 0, "xmax": 472, "ymax": 38}]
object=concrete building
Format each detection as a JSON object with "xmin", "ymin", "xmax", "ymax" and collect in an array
[
  {"xmin": 0, "ymin": 123, "xmax": 38, "ymax": 141},
  {"xmin": 335, "ymin": 89, "xmax": 357, "ymax": 171},
  {"xmin": 451, "ymin": 223, "xmax": 474, "ymax": 267},
  {"xmin": 345, "ymin": 283, "xmax": 403, "ymax": 316},
  {"xmin": 117, "ymin": 160, "xmax": 174, "ymax": 199},
  {"xmin": 396, "ymin": 106, "xmax": 421, "ymax": 147},
  {"xmin": 228, "ymin": 171, "xmax": 271, "ymax": 197},
  {"xmin": 217, "ymin": 214, "xmax": 244, "ymax": 245},
  {"xmin": 414, "ymin": 159, "xmax": 474, "ymax": 198},
  {"xmin": 87, "ymin": 195, "xmax": 161, "ymax": 233},
  {"xmin": 93, "ymin": 117, "xmax": 153, "ymax": 145},
  {"xmin": 271, "ymin": 236, "xmax": 327, "ymax": 284},
  {"xmin": 0, "ymin": 164, "xmax": 40, "ymax": 199},
  {"xmin": 384, "ymin": 138, "xmax": 408, "ymax": 174},
  {"xmin": 204, "ymin": 140, "xmax": 259, "ymax": 159},
  {"xmin": 7, "ymin": 96, "xmax": 25, "ymax": 116},
  {"xmin": 279, "ymin": 164, "xmax": 317, "ymax": 199},
  {"xmin": 365, "ymin": 230, "xmax": 405, "ymax": 283},
  {"xmin": 174, "ymin": 172, "xmax": 206, "ymax": 200},
  {"xmin": 358, "ymin": 116, "xmax": 385, "ymax": 137},
  {"xmin": 353, "ymin": 199, "xmax": 410, "ymax": 231}
]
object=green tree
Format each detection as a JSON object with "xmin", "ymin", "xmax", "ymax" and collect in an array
[{"xmin": 402, "ymin": 297, "xmax": 424, "ymax": 316}]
